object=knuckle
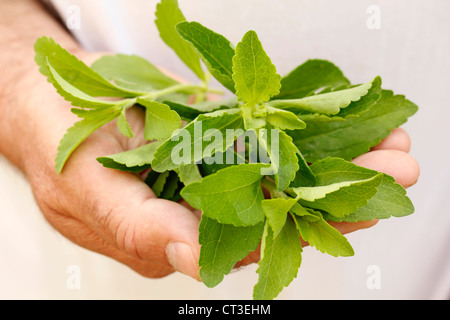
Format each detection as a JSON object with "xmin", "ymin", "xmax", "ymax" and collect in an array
[{"xmin": 104, "ymin": 210, "xmax": 142, "ymax": 260}]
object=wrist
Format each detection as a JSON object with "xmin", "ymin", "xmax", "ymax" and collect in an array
[{"xmin": 0, "ymin": 62, "xmax": 79, "ymax": 175}]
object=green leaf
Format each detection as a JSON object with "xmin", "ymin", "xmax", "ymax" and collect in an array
[
  {"xmin": 161, "ymin": 100, "xmax": 203, "ymax": 122},
  {"xmin": 159, "ymin": 171, "xmax": 181, "ymax": 200},
  {"xmin": 151, "ymin": 108, "xmax": 244, "ymax": 172},
  {"xmin": 323, "ymin": 173, "xmax": 415, "ymax": 222},
  {"xmin": 96, "ymin": 158, "xmax": 148, "ymax": 173},
  {"xmin": 155, "ymin": 0, "xmax": 205, "ymax": 81},
  {"xmin": 46, "ymin": 59, "xmax": 118, "ymax": 109},
  {"xmin": 241, "ymin": 104, "xmax": 306, "ymax": 132},
  {"xmin": 336, "ymin": 76, "xmax": 382, "ymax": 117},
  {"xmin": 267, "ymin": 78, "xmax": 374, "ymax": 115},
  {"xmin": 296, "ymin": 157, "xmax": 388, "ymax": 218},
  {"xmin": 232, "ymin": 30, "xmax": 281, "ymax": 106},
  {"xmin": 293, "ymin": 166, "xmax": 383, "ymax": 218},
  {"xmin": 293, "ymin": 176, "xmax": 380, "ymax": 202},
  {"xmin": 290, "ymin": 202, "xmax": 321, "ymax": 221},
  {"xmin": 289, "ymin": 151, "xmax": 316, "ymax": 188},
  {"xmin": 174, "ymin": 164, "xmax": 203, "ymax": 186},
  {"xmin": 199, "ymin": 149, "xmax": 246, "ymax": 176},
  {"xmin": 161, "ymin": 97, "xmax": 238, "ymax": 122},
  {"xmin": 253, "ymin": 218, "xmax": 302, "ymax": 300},
  {"xmin": 288, "ymin": 89, "xmax": 418, "ymax": 162},
  {"xmin": 116, "ymin": 106, "xmax": 134, "ymax": 138},
  {"xmin": 138, "ymin": 98, "xmax": 181, "ymax": 141},
  {"xmin": 180, "ymin": 163, "xmax": 268, "ymax": 226},
  {"xmin": 35, "ymin": 36, "xmax": 140, "ymax": 97},
  {"xmin": 199, "ymin": 216, "xmax": 264, "ymax": 287},
  {"xmin": 291, "ymin": 210, "xmax": 354, "ymax": 257},
  {"xmin": 259, "ymin": 129, "xmax": 299, "ymax": 191},
  {"xmin": 191, "ymin": 97, "xmax": 239, "ymax": 112},
  {"xmin": 310, "ymin": 157, "xmax": 382, "ymax": 184},
  {"xmin": 56, "ymin": 107, "xmax": 122, "ymax": 173},
  {"xmin": 96, "ymin": 141, "xmax": 163, "ymax": 172},
  {"xmin": 176, "ymin": 21, "xmax": 236, "ymax": 92},
  {"xmin": 274, "ymin": 59, "xmax": 350, "ymax": 100},
  {"xmin": 91, "ymin": 54, "xmax": 178, "ymax": 91},
  {"xmin": 148, "ymin": 171, "xmax": 170, "ymax": 197},
  {"xmin": 241, "ymin": 105, "xmax": 267, "ymax": 130},
  {"xmin": 265, "ymin": 106, "xmax": 306, "ymax": 130},
  {"xmin": 262, "ymin": 198, "xmax": 297, "ymax": 238},
  {"xmin": 145, "ymin": 170, "xmax": 182, "ymax": 201}
]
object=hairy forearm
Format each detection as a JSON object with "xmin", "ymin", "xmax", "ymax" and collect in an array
[
  {"xmin": 0, "ymin": 0, "xmax": 81, "ymax": 81},
  {"xmin": 0, "ymin": 0, "xmax": 81, "ymax": 171}
]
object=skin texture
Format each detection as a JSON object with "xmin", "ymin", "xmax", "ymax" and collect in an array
[{"xmin": 0, "ymin": 0, "xmax": 420, "ymax": 281}]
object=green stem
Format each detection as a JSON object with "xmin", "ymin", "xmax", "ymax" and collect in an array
[
  {"xmin": 121, "ymin": 83, "xmax": 223, "ymax": 107},
  {"xmin": 116, "ymin": 82, "xmax": 225, "ymax": 117},
  {"xmin": 261, "ymin": 176, "xmax": 289, "ymax": 199},
  {"xmin": 152, "ymin": 83, "xmax": 223, "ymax": 99}
]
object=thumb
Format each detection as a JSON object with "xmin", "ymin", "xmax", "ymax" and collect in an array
[{"xmin": 59, "ymin": 141, "xmax": 201, "ymax": 280}]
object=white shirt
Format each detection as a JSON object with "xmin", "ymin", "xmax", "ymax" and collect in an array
[{"xmin": 0, "ymin": 0, "xmax": 449, "ymax": 299}]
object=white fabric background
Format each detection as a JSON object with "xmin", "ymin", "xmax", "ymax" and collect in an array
[{"xmin": 0, "ymin": 0, "xmax": 449, "ymax": 299}]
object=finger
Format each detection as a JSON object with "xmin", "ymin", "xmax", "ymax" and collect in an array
[
  {"xmin": 178, "ymin": 199, "xmax": 202, "ymax": 219},
  {"xmin": 328, "ymin": 219, "xmax": 378, "ymax": 235},
  {"xmin": 352, "ymin": 149, "xmax": 420, "ymax": 188},
  {"xmin": 371, "ymin": 128, "xmax": 411, "ymax": 152}
]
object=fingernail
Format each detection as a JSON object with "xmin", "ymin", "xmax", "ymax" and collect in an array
[{"xmin": 166, "ymin": 242, "xmax": 199, "ymax": 281}]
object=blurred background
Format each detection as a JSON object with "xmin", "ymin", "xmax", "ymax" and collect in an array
[{"xmin": 0, "ymin": 0, "xmax": 449, "ymax": 299}]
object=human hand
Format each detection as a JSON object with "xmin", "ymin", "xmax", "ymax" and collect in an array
[
  {"xmin": 18, "ymin": 54, "xmax": 420, "ymax": 279},
  {"xmin": 0, "ymin": 0, "xmax": 203, "ymax": 281},
  {"xmin": 0, "ymin": 0, "xmax": 420, "ymax": 286}
]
